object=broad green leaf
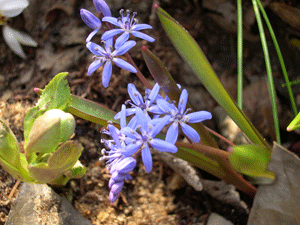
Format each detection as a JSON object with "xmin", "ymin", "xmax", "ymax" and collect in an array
[
  {"xmin": 24, "ymin": 72, "xmax": 72, "ymax": 143},
  {"xmin": 48, "ymin": 141, "xmax": 83, "ymax": 169},
  {"xmin": 36, "ymin": 72, "xmax": 71, "ymax": 112},
  {"xmin": 156, "ymin": 6, "xmax": 270, "ymax": 150},
  {"xmin": 68, "ymin": 95, "xmax": 118, "ymax": 127},
  {"xmin": 142, "ymin": 47, "xmax": 218, "ymax": 148},
  {"xmin": 229, "ymin": 145, "xmax": 274, "ymax": 179},
  {"xmin": 24, "ymin": 106, "xmax": 39, "ymax": 145},
  {"xmin": 287, "ymin": 112, "xmax": 300, "ymax": 131},
  {"xmin": 0, "ymin": 120, "xmax": 36, "ymax": 182},
  {"xmin": 0, "ymin": 119, "xmax": 20, "ymax": 166},
  {"xmin": 25, "ymin": 112, "xmax": 62, "ymax": 158},
  {"xmin": 28, "ymin": 141, "xmax": 82, "ymax": 183}
]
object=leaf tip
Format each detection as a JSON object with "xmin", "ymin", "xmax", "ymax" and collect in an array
[
  {"xmin": 154, "ymin": 4, "xmax": 159, "ymax": 10},
  {"xmin": 141, "ymin": 45, "xmax": 147, "ymax": 51},
  {"xmin": 34, "ymin": 88, "xmax": 42, "ymax": 95}
]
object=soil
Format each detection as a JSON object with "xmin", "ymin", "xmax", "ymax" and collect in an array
[{"xmin": 1, "ymin": 0, "xmax": 300, "ymax": 224}]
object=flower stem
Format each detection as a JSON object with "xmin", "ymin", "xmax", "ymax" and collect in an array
[{"xmin": 125, "ymin": 52, "xmax": 152, "ymax": 89}]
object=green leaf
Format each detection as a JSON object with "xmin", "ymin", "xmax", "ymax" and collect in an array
[
  {"xmin": 28, "ymin": 141, "xmax": 83, "ymax": 183},
  {"xmin": 68, "ymin": 95, "xmax": 118, "ymax": 127},
  {"xmin": 64, "ymin": 160, "xmax": 86, "ymax": 179},
  {"xmin": 36, "ymin": 72, "xmax": 71, "ymax": 112},
  {"xmin": 0, "ymin": 120, "xmax": 36, "ymax": 182},
  {"xmin": 24, "ymin": 72, "xmax": 72, "ymax": 144},
  {"xmin": 48, "ymin": 141, "xmax": 83, "ymax": 169},
  {"xmin": 287, "ymin": 112, "xmax": 300, "ymax": 131},
  {"xmin": 24, "ymin": 106, "xmax": 39, "ymax": 145},
  {"xmin": 156, "ymin": 6, "xmax": 270, "ymax": 150},
  {"xmin": 229, "ymin": 144, "xmax": 275, "ymax": 179}
]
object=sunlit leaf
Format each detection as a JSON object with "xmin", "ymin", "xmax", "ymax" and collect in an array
[
  {"xmin": 68, "ymin": 95, "xmax": 118, "ymax": 127},
  {"xmin": 156, "ymin": 6, "xmax": 270, "ymax": 149},
  {"xmin": 287, "ymin": 112, "xmax": 300, "ymax": 131},
  {"xmin": 229, "ymin": 145, "xmax": 274, "ymax": 179}
]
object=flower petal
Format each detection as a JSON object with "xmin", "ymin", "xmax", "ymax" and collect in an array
[
  {"xmin": 102, "ymin": 61, "xmax": 112, "ymax": 88},
  {"xmin": 165, "ymin": 122, "xmax": 179, "ymax": 144},
  {"xmin": 101, "ymin": 29, "xmax": 123, "ymax": 41},
  {"xmin": 114, "ymin": 40, "xmax": 136, "ymax": 56},
  {"xmin": 135, "ymin": 107, "xmax": 148, "ymax": 132},
  {"xmin": 186, "ymin": 111, "xmax": 212, "ymax": 123},
  {"xmin": 111, "ymin": 181, "xmax": 124, "ymax": 194},
  {"xmin": 148, "ymin": 83, "xmax": 160, "ymax": 105},
  {"xmin": 108, "ymin": 124, "xmax": 121, "ymax": 148},
  {"xmin": 150, "ymin": 115, "xmax": 171, "ymax": 137},
  {"xmin": 178, "ymin": 89, "xmax": 188, "ymax": 114},
  {"xmin": 157, "ymin": 99, "xmax": 175, "ymax": 114},
  {"xmin": 127, "ymin": 83, "xmax": 143, "ymax": 106},
  {"xmin": 86, "ymin": 29, "xmax": 99, "ymax": 42},
  {"xmin": 124, "ymin": 143, "xmax": 141, "ymax": 156},
  {"xmin": 102, "ymin": 16, "xmax": 120, "ymax": 27},
  {"xmin": 115, "ymin": 32, "xmax": 130, "ymax": 49},
  {"xmin": 116, "ymin": 157, "xmax": 136, "ymax": 173},
  {"xmin": 113, "ymin": 58, "xmax": 137, "ymax": 73},
  {"xmin": 86, "ymin": 42, "xmax": 106, "ymax": 56},
  {"xmin": 87, "ymin": 59, "xmax": 103, "ymax": 75},
  {"xmin": 131, "ymin": 24, "xmax": 153, "ymax": 31},
  {"xmin": 141, "ymin": 145, "xmax": 152, "ymax": 173},
  {"xmin": 0, "ymin": 0, "xmax": 28, "ymax": 17},
  {"xmin": 109, "ymin": 191, "xmax": 118, "ymax": 203},
  {"xmin": 121, "ymin": 127, "xmax": 140, "ymax": 140},
  {"xmin": 3, "ymin": 25, "xmax": 26, "ymax": 58},
  {"xmin": 7, "ymin": 27, "xmax": 37, "ymax": 47},
  {"xmin": 149, "ymin": 138, "xmax": 178, "ymax": 153},
  {"xmin": 131, "ymin": 31, "xmax": 155, "ymax": 42},
  {"xmin": 180, "ymin": 122, "xmax": 200, "ymax": 143},
  {"xmin": 119, "ymin": 104, "xmax": 126, "ymax": 129}
]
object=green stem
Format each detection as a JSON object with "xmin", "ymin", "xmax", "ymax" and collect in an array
[
  {"xmin": 252, "ymin": 0, "xmax": 281, "ymax": 144},
  {"xmin": 237, "ymin": 0, "xmax": 243, "ymax": 109},
  {"xmin": 256, "ymin": 0, "xmax": 298, "ymax": 117}
]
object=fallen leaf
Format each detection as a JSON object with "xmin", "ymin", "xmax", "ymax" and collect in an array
[{"xmin": 247, "ymin": 143, "xmax": 300, "ymax": 224}]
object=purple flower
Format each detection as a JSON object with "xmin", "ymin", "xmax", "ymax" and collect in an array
[
  {"xmin": 80, "ymin": 9, "xmax": 102, "ymax": 42},
  {"xmin": 86, "ymin": 38, "xmax": 137, "ymax": 88},
  {"xmin": 93, "ymin": 0, "xmax": 111, "ymax": 17},
  {"xmin": 157, "ymin": 89, "xmax": 212, "ymax": 144},
  {"xmin": 100, "ymin": 122, "xmax": 137, "ymax": 203},
  {"xmin": 121, "ymin": 107, "xmax": 177, "ymax": 173},
  {"xmin": 108, "ymin": 156, "xmax": 136, "ymax": 203},
  {"xmin": 114, "ymin": 83, "xmax": 163, "ymax": 125},
  {"xmin": 101, "ymin": 9, "xmax": 155, "ymax": 46}
]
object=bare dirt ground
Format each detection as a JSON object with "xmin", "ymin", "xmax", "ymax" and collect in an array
[{"xmin": 1, "ymin": 0, "xmax": 300, "ymax": 224}]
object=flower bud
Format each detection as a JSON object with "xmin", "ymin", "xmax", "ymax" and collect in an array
[
  {"xmin": 93, "ymin": 0, "xmax": 111, "ymax": 17},
  {"xmin": 25, "ymin": 109, "xmax": 75, "ymax": 159},
  {"xmin": 80, "ymin": 9, "xmax": 102, "ymax": 30}
]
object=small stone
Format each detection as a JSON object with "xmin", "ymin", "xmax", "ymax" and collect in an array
[{"xmin": 5, "ymin": 183, "xmax": 92, "ymax": 225}]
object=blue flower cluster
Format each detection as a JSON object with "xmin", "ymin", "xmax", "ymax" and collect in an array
[
  {"xmin": 100, "ymin": 83, "xmax": 212, "ymax": 202},
  {"xmin": 80, "ymin": 0, "xmax": 155, "ymax": 88}
]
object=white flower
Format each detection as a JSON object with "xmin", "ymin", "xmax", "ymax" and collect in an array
[
  {"xmin": 0, "ymin": 0, "xmax": 29, "ymax": 17},
  {"xmin": 0, "ymin": 0, "xmax": 37, "ymax": 58},
  {"xmin": 3, "ymin": 25, "xmax": 37, "ymax": 58}
]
